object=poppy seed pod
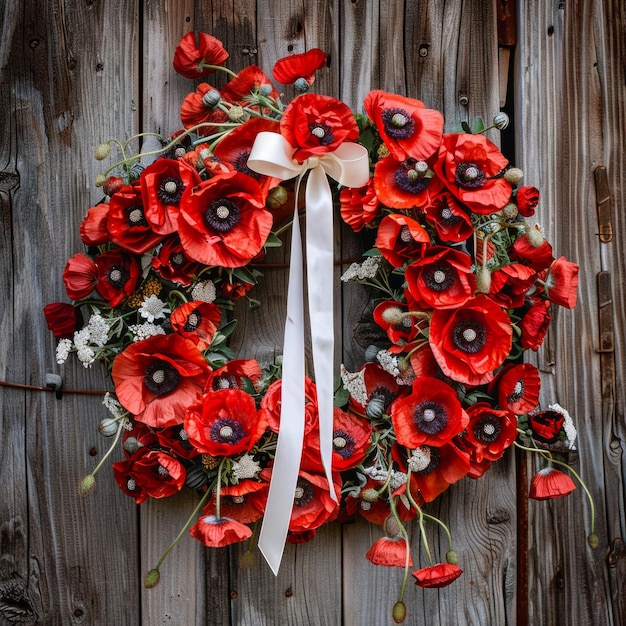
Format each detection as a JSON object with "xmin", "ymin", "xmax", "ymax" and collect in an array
[{"xmin": 492, "ymin": 112, "xmax": 510, "ymax": 130}]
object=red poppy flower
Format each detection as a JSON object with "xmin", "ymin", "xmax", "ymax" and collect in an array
[
  {"xmin": 279, "ymin": 93, "xmax": 360, "ymax": 163},
  {"xmin": 423, "ymin": 191, "xmax": 473, "ymax": 243},
  {"xmin": 363, "ymin": 90, "xmax": 444, "ymax": 162},
  {"xmin": 460, "ymin": 402, "xmax": 517, "ymax": 462},
  {"xmin": 112, "ymin": 333, "xmax": 210, "ymax": 429},
  {"xmin": 202, "ymin": 480, "xmax": 269, "ymax": 524},
  {"xmin": 156, "ymin": 424, "xmax": 201, "ymax": 460},
  {"xmin": 180, "ymin": 82, "xmax": 228, "ymax": 132},
  {"xmin": 121, "ymin": 420, "xmax": 159, "ymax": 457},
  {"xmin": 173, "ymin": 32, "xmax": 229, "ymax": 79},
  {"xmin": 488, "ymin": 263, "xmax": 537, "ymax": 309},
  {"xmin": 490, "ymin": 363, "xmax": 541, "ymax": 415},
  {"xmin": 390, "ymin": 376, "xmax": 469, "ymax": 448},
  {"xmin": 220, "ymin": 277, "xmax": 254, "ymax": 300},
  {"xmin": 151, "ymin": 235, "xmax": 202, "ymax": 286},
  {"xmin": 373, "ymin": 155, "xmax": 444, "ymax": 209},
  {"xmin": 178, "ymin": 171, "xmax": 272, "ymax": 268},
  {"xmin": 287, "ymin": 469, "xmax": 341, "ymax": 533},
  {"xmin": 528, "ymin": 409, "xmax": 565, "ymax": 444},
  {"xmin": 62, "ymin": 253, "xmax": 98, "ymax": 300},
  {"xmin": 170, "ymin": 301, "xmax": 221, "ymax": 351},
  {"xmin": 413, "ymin": 563, "xmax": 463, "ymax": 588},
  {"xmin": 272, "ymin": 48, "xmax": 327, "ymax": 86},
  {"xmin": 261, "ymin": 376, "xmax": 319, "ymax": 435},
  {"xmin": 398, "ymin": 443, "xmax": 470, "ymax": 503},
  {"xmin": 184, "ymin": 388, "xmax": 268, "ymax": 457},
  {"xmin": 221, "ymin": 65, "xmax": 278, "ymax": 103},
  {"xmin": 205, "ymin": 359, "xmax": 263, "ymax": 393},
  {"xmin": 373, "ymin": 300, "xmax": 419, "ymax": 351},
  {"xmin": 366, "ymin": 536, "xmax": 413, "ymax": 567},
  {"xmin": 189, "ymin": 514, "xmax": 252, "ymax": 547},
  {"xmin": 516, "ymin": 185, "xmax": 540, "ymax": 217},
  {"xmin": 43, "ymin": 302, "xmax": 79, "ymax": 338},
  {"xmin": 375, "ymin": 213, "xmax": 430, "ymax": 267},
  {"xmin": 350, "ymin": 479, "xmax": 418, "ymax": 526},
  {"xmin": 339, "ymin": 179, "xmax": 381, "ymax": 232},
  {"xmin": 286, "ymin": 530, "xmax": 318, "ymax": 544},
  {"xmin": 348, "ymin": 361, "xmax": 401, "ymax": 415},
  {"xmin": 408, "ymin": 344, "xmax": 441, "ymax": 379},
  {"xmin": 529, "ymin": 467, "xmax": 576, "ymax": 500},
  {"xmin": 519, "ymin": 298, "xmax": 551, "ymax": 350},
  {"xmin": 107, "ymin": 185, "xmax": 165, "ymax": 254},
  {"xmin": 93, "ymin": 248, "xmax": 141, "ymax": 307},
  {"xmin": 112, "ymin": 447, "xmax": 186, "ymax": 504},
  {"xmin": 434, "ymin": 133, "xmax": 512, "ymax": 214},
  {"xmin": 405, "ymin": 246, "xmax": 476, "ymax": 310},
  {"xmin": 140, "ymin": 158, "xmax": 202, "ymax": 235},
  {"xmin": 428, "ymin": 294, "xmax": 513, "ymax": 386},
  {"xmin": 544, "ymin": 256, "xmax": 579, "ymax": 308},
  {"xmin": 80, "ymin": 203, "xmax": 111, "ymax": 246},
  {"xmin": 510, "ymin": 234, "xmax": 554, "ymax": 271}
]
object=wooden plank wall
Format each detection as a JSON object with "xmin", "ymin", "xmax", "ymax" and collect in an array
[{"xmin": 0, "ymin": 1, "xmax": 623, "ymax": 624}]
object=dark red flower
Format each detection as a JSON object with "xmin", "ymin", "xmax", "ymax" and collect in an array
[
  {"xmin": 272, "ymin": 48, "xmax": 327, "ymax": 86},
  {"xmin": 510, "ymin": 234, "xmax": 554, "ymax": 271},
  {"xmin": 43, "ymin": 302, "xmax": 79, "ymax": 338},
  {"xmin": 423, "ymin": 192, "xmax": 474, "ymax": 243},
  {"xmin": 374, "ymin": 213, "xmax": 430, "ymax": 267},
  {"xmin": 170, "ymin": 300, "xmax": 221, "ymax": 351},
  {"xmin": 94, "ymin": 248, "xmax": 141, "ymax": 307},
  {"xmin": 366, "ymin": 536, "xmax": 413, "ymax": 567},
  {"xmin": 519, "ymin": 298, "xmax": 551, "ymax": 350},
  {"xmin": 172, "ymin": 32, "xmax": 229, "ymax": 79},
  {"xmin": 488, "ymin": 263, "xmax": 537, "ymax": 309},
  {"xmin": 180, "ymin": 82, "xmax": 228, "ymax": 132},
  {"xmin": 205, "ymin": 359, "xmax": 263, "ymax": 393},
  {"xmin": 202, "ymin": 480, "xmax": 269, "ymax": 524},
  {"xmin": 390, "ymin": 376, "xmax": 469, "ymax": 448},
  {"xmin": 339, "ymin": 179, "xmax": 381, "ymax": 232},
  {"xmin": 156, "ymin": 424, "xmax": 201, "ymax": 460},
  {"xmin": 279, "ymin": 93, "xmax": 360, "ymax": 163},
  {"xmin": 113, "ymin": 447, "xmax": 186, "ymax": 504},
  {"xmin": 428, "ymin": 294, "xmax": 512, "ymax": 386},
  {"xmin": 434, "ymin": 133, "xmax": 512, "ymax": 214},
  {"xmin": 111, "ymin": 334, "xmax": 210, "ymax": 429},
  {"xmin": 140, "ymin": 158, "xmax": 201, "ymax": 235},
  {"xmin": 178, "ymin": 171, "xmax": 272, "ymax": 268},
  {"xmin": 80, "ymin": 203, "xmax": 111, "ymax": 246},
  {"xmin": 63, "ymin": 253, "xmax": 97, "ymax": 300},
  {"xmin": 528, "ymin": 409, "xmax": 565, "ymax": 443},
  {"xmin": 184, "ymin": 388, "xmax": 268, "ymax": 457},
  {"xmin": 220, "ymin": 278, "xmax": 254, "ymax": 300},
  {"xmin": 413, "ymin": 563, "xmax": 463, "ymax": 588},
  {"xmin": 373, "ymin": 155, "xmax": 444, "ymax": 209},
  {"xmin": 460, "ymin": 402, "xmax": 518, "ymax": 463},
  {"xmin": 528, "ymin": 468, "xmax": 576, "ymax": 500},
  {"xmin": 516, "ymin": 185, "xmax": 540, "ymax": 217},
  {"xmin": 544, "ymin": 256, "xmax": 579, "ymax": 308},
  {"xmin": 107, "ymin": 185, "xmax": 165, "ymax": 254},
  {"xmin": 405, "ymin": 246, "xmax": 476, "ymax": 310},
  {"xmin": 364, "ymin": 90, "xmax": 444, "ymax": 162},
  {"xmin": 189, "ymin": 514, "xmax": 252, "ymax": 547},
  {"xmin": 151, "ymin": 235, "xmax": 202, "ymax": 286},
  {"xmin": 490, "ymin": 362, "xmax": 541, "ymax": 415}
]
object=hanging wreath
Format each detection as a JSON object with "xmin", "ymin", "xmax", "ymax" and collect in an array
[{"xmin": 44, "ymin": 32, "xmax": 595, "ymax": 624}]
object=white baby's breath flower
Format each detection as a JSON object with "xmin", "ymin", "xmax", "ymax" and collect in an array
[
  {"xmin": 55, "ymin": 338, "xmax": 73, "ymax": 364},
  {"xmin": 389, "ymin": 469, "xmax": 408, "ymax": 490},
  {"xmin": 340, "ymin": 364, "xmax": 368, "ymax": 407},
  {"xmin": 232, "ymin": 454, "xmax": 261, "ymax": 480},
  {"xmin": 76, "ymin": 344, "xmax": 96, "ymax": 367},
  {"xmin": 87, "ymin": 314, "xmax": 110, "ymax": 347},
  {"xmin": 103, "ymin": 392, "xmax": 125, "ymax": 418},
  {"xmin": 73, "ymin": 327, "xmax": 90, "ymax": 349},
  {"xmin": 191, "ymin": 280, "xmax": 217, "ymax": 303},
  {"xmin": 376, "ymin": 349, "xmax": 400, "ymax": 377},
  {"xmin": 407, "ymin": 446, "xmax": 432, "ymax": 473},
  {"xmin": 340, "ymin": 256, "xmax": 381, "ymax": 282},
  {"xmin": 139, "ymin": 294, "xmax": 170, "ymax": 323},
  {"xmin": 549, "ymin": 403, "xmax": 577, "ymax": 449},
  {"xmin": 129, "ymin": 322, "xmax": 166, "ymax": 342}
]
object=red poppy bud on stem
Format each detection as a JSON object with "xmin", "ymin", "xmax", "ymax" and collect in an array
[
  {"xmin": 392, "ymin": 600, "xmax": 407, "ymax": 623},
  {"xmin": 78, "ymin": 475, "xmax": 96, "ymax": 496},
  {"xmin": 144, "ymin": 568, "xmax": 160, "ymax": 589}
]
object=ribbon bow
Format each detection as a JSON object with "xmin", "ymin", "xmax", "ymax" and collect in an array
[{"xmin": 247, "ymin": 131, "xmax": 369, "ymax": 574}]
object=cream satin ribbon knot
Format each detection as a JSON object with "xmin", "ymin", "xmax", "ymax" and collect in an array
[{"xmin": 247, "ymin": 131, "xmax": 369, "ymax": 575}]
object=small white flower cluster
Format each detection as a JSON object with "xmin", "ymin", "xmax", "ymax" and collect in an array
[
  {"xmin": 56, "ymin": 314, "xmax": 111, "ymax": 367},
  {"xmin": 549, "ymin": 402, "xmax": 578, "ymax": 450},
  {"xmin": 407, "ymin": 446, "xmax": 432, "ymax": 472},
  {"xmin": 139, "ymin": 294, "xmax": 170, "ymax": 322},
  {"xmin": 191, "ymin": 280, "xmax": 217, "ymax": 303},
  {"xmin": 363, "ymin": 464, "xmax": 408, "ymax": 490},
  {"xmin": 129, "ymin": 322, "xmax": 166, "ymax": 342},
  {"xmin": 103, "ymin": 392, "xmax": 125, "ymax": 419},
  {"xmin": 340, "ymin": 256, "xmax": 381, "ymax": 282},
  {"xmin": 232, "ymin": 453, "xmax": 261, "ymax": 480},
  {"xmin": 376, "ymin": 349, "xmax": 400, "ymax": 377},
  {"xmin": 340, "ymin": 364, "xmax": 368, "ymax": 407}
]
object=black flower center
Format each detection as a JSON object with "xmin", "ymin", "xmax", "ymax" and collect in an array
[
  {"xmin": 293, "ymin": 478, "xmax": 314, "ymax": 507},
  {"xmin": 452, "ymin": 319, "xmax": 487, "ymax": 354},
  {"xmin": 381, "ymin": 107, "xmax": 415, "ymax": 139},
  {"xmin": 144, "ymin": 360, "xmax": 180, "ymax": 395},
  {"xmin": 158, "ymin": 176, "xmax": 185, "ymax": 205},
  {"xmin": 106, "ymin": 264, "xmax": 129, "ymax": 288},
  {"xmin": 438, "ymin": 202, "xmax": 462, "ymax": 226},
  {"xmin": 473, "ymin": 415, "xmax": 502, "ymax": 443},
  {"xmin": 422, "ymin": 261, "xmax": 456, "ymax": 292},
  {"xmin": 184, "ymin": 311, "xmax": 201, "ymax": 332},
  {"xmin": 455, "ymin": 162, "xmax": 487, "ymax": 189},
  {"xmin": 416, "ymin": 446, "xmax": 441, "ymax": 476},
  {"xmin": 394, "ymin": 163, "xmax": 431, "ymax": 194},
  {"xmin": 212, "ymin": 374, "xmax": 239, "ymax": 391},
  {"xmin": 204, "ymin": 198, "xmax": 241, "ymax": 232},
  {"xmin": 309, "ymin": 123, "xmax": 334, "ymax": 145},
  {"xmin": 126, "ymin": 205, "xmax": 148, "ymax": 227},
  {"xmin": 507, "ymin": 380, "xmax": 525, "ymax": 404},
  {"xmin": 169, "ymin": 252, "xmax": 185, "ymax": 268},
  {"xmin": 414, "ymin": 401, "xmax": 448, "ymax": 435},
  {"xmin": 234, "ymin": 150, "xmax": 260, "ymax": 179},
  {"xmin": 209, "ymin": 418, "xmax": 245, "ymax": 445},
  {"xmin": 369, "ymin": 385, "xmax": 396, "ymax": 410},
  {"xmin": 332, "ymin": 429, "xmax": 356, "ymax": 459}
]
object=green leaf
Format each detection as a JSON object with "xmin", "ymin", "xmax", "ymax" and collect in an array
[
  {"xmin": 263, "ymin": 232, "xmax": 283, "ymax": 248},
  {"xmin": 231, "ymin": 266, "xmax": 258, "ymax": 285},
  {"xmin": 471, "ymin": 116, "xmax": 486, "ymax": 134}
]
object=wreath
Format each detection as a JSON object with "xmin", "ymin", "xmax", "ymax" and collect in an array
[{"xmin": 44, "ymin": 32, "xmax": 595, "ymax": 623}]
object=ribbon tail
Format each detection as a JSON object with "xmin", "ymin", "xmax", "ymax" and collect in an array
[
  {"xmin": 306, "ymin": 166, "xmax": 337, "ymax": 503},
  {"xmin": 258, "ymin": 202, "xmax": 305, "ymax": 575}
]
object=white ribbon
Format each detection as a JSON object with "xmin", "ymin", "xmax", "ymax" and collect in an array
[{"xmin": 247, "ymin": 131, "xmax": 369, "ymax": 574}]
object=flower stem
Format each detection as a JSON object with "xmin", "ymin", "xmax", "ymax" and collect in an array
[{"xmin": 87, "ymin": 418, "xmax": 125, "ymax": 477}]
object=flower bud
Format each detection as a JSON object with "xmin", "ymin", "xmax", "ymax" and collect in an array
[
  {"xmin": 228, "ymin": 105, "xmax": 246, "ymax": 122},
  {"xmin": 98, "ymin": 418, "xmax": 118, "ymax": 437},
  {"xmin": 79, "ymin": 474, "xmax": 96, "ymax": 496},
  {"xmin": 475, "ymin": 264, "xmax": 491, "ymax": 294},
  {"xmin": 446, "ymin": 550, "xmax": 458, "ymax": 564},
  {"xmin": 103, "ymin": 175, "xmax": 124, "ymax": 196},
  {"xmin": 525, "ymin": 224, "xmax": 545, "ymax": 248},
  {"xmin": 361, "ymin": 488, "xmax": 380, "ymax": 502},
  {"xmin": 201, "ymin": 89, "xmax": 221, "ymax": 108},
  {"xmin": 259, "ymin": 83, "xmax": 273, "ymax": 96},
  {"xmin": 144, "ymin": 569, "xmax": 160, "ymax": 589},
  {"xmin": 94, "ymin": 173, "xmax": 107, "ymax": 187},
  {"xmin": 123, "ymin": 436, "xmax": 141, "ymax": 455},
  {"xmin": 392, "ymin": 600, "xmax": 407, "ymax": 623},
  {"xmin": 492, "ymin": 112, "xmax": 510, "ymax": 130},
  {"xmin": 383, "ymin": 515, "xmax": 401, "ymax": 538},
  {"xmin": 364, "ymin": 344, "xmax": 380, "ymax": 362},
  {"xmin": 94, "ymin": 142, "xmax": 111, "ymax": 160},
  {"xmin": 501, "ymin": 202, "xmax": 519, "ymax": 220},
  {"xmin": 504, "ymin": 167, "xmax": 524, "ymax": 184},
  {"xmin": 294, "ymin": 77, "xmax": 310, "ymax": 92},
  {"xmin": 587, "ymin": 533, "xmax": 599, "ymax": 549},
  {"xmin": 381, "ymin": 306, "xmax": 406, "ymax": 326},
  {"xmin": 266, "ymin": 185, "xmax": 289, "ymax": 209}
]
